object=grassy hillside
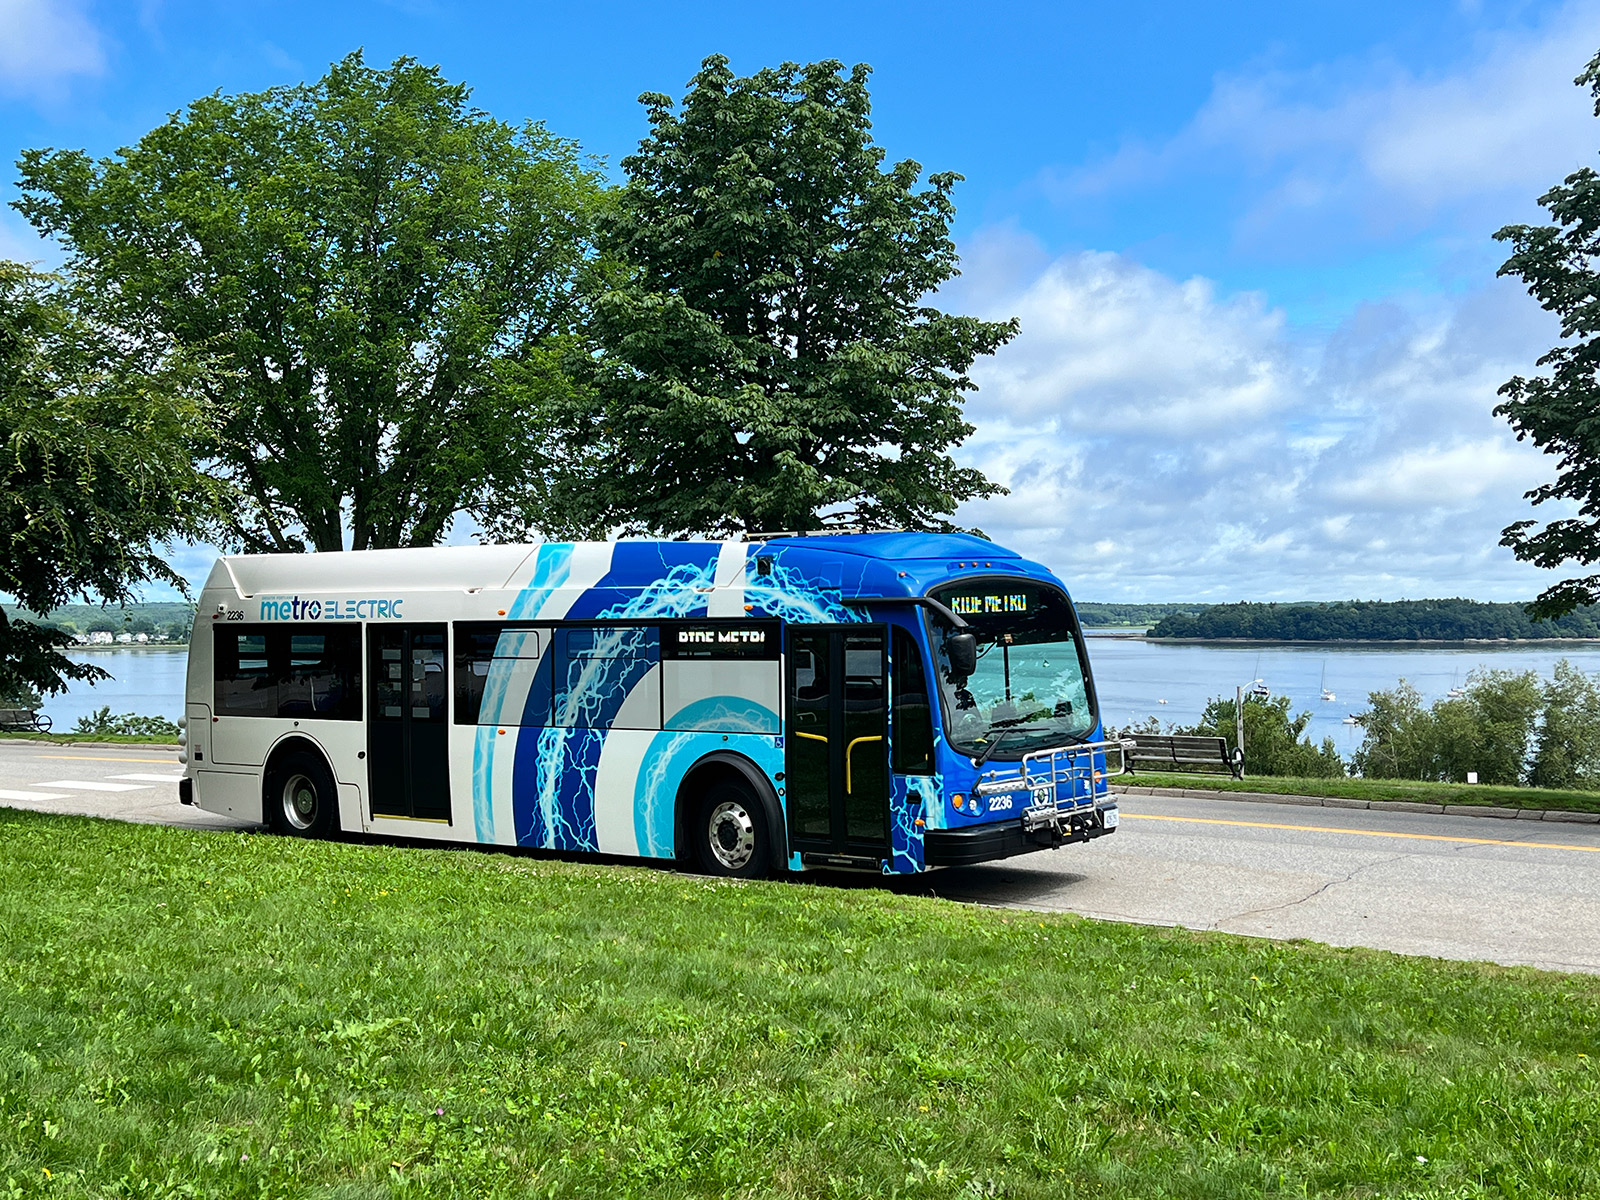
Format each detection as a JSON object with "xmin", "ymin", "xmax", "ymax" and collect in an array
[
  {"xmin": 2, "ymin": 810, "xmax": 1598, "ymax": 1198},
  {"xmin": 1, "ymin": 601, "xmax": 194, "ymax": 636}
]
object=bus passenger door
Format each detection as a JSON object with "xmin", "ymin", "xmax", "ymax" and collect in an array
[
  {"xmin": 368, "ymin": 624, "xmax": 451, "ymax": 822},
  {"xmin": 786, "ymin": 625, "xmax": 889, "ymax": 863}
]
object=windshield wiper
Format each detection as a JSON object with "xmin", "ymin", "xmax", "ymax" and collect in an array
[{"xmin": 972, "ymin": 724, "xmax": 1048, "ymax": 769}]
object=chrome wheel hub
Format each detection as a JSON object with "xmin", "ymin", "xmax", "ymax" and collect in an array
[
  {"xmin": 707, "ymin": 800, "xmax": 756, "ymax": 870},
  {"xmin": 282, "ymin": 773, "xmax": 317, "ymax": 830}
]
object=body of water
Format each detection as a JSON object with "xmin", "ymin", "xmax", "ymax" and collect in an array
[
  {"xmin": 42, "ymin": 639, "xmax": 1600, "ymax": 754},
  {"xmin": 1084, "ymin": 632, "xmax": 1600, "ymax": 754},
  {"xmin": 43, "ymin": 648, "xmax": 190, "ymax": 729}
]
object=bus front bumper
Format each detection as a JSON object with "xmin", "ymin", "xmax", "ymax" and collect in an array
[{"xmin": 924, "ymin": 802, "xmax": 1118, "ymax": 868}]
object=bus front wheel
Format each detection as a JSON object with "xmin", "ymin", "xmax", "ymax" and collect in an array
[
  {"xmin": 266, "ymin": 748, "xmax": 339, "ymax": 838},
  {"xmin": 695, "ymin": 779, "xmax": 770, "ymax": 879}
]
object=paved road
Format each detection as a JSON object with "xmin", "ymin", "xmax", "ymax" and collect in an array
[
  {"xmin": 4, "ymin": 742, "xmax": 1598, "ymax": 973},
  {"xmin": 0, "ymin": 742, "xmax": 244, "ymax": 831},
  {"xmin": 921, "ymin": 796, "xmax": 1600, "ymax": 974}
]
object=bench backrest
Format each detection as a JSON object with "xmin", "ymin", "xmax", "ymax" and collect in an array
[{"xmin": 1129, "ymin": 735, "xmax": 1230, "ymax": 756}]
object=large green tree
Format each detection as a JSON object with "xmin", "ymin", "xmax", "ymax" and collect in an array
[
  {"xmin": 556, "ymin": 55, "xmax": 1017, "ymax": 536},
  {"xmin": 0, "ymin": 262, "xmax": 222, "ymax": 697},
  {"xmin": 1494, "ymin": 50, "xmax": 1600, "ymax": 618},
  {"xmin": 16, "ymin": 51, "xmax": 609, "ymax": 552}
]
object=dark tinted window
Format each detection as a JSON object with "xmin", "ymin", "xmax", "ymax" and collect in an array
[
  {"xmin": 892, "ymin": 627, "xmax": 934, "ymax": 773},
  {"xmin": 214, "ymin": 625, "xmax": 361, "ymax": 719},
  {"xmin": 453, "ymin": 623, "xmax": 545, "ymax": 726}
]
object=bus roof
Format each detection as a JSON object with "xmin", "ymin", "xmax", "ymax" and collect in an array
[{"xmin": 202, "ymin": 533, "xmax": 1060, "ymax": 622}]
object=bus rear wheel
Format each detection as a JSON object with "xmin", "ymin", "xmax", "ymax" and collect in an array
[
  {"xmin": 266, "ymin": 748, "xmax": 339, "ymax": 838},
  {"xmin": 695, "ymin": 779, "xmax": 770, "ymax": 879}
]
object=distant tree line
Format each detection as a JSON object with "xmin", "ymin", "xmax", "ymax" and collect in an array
[
  {"xmin": 1074, "ymin": 602, "xmax": 1208, "ymax": 628},
  {"xmin": 1146, "ymin": 599, "xmax": 1600, "ymax": 641}
]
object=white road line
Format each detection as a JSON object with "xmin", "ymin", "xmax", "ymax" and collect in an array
[
  {"xmin": 107, "ymin": 773, "xmax": 185, "ymax": 783},
  {"xmin": 38, "ymin": 780, "xmax": 150, "ymax": 793},
  {"xmin": 0, "ymin": 789, "xmax": 71, "ymax": 801}
]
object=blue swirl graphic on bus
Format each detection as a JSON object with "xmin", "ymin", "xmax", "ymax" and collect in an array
[
  {"xmin": 634, "ymin": 698, "xmax": 782, "ymax": 857},
  {"xmin": 508, "ymin": 543, "xmax": 574, "ymax": 618},
  {"xmin": 889, "ymin": 774, "xmax": 940, "ymax": 873}
]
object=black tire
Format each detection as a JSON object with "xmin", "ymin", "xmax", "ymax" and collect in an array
[
  {"xmin": 265, "ymin": 748, "xmax": 340, "ymax": 838},
  {"xmin": 693, "ymin": 777, "xmax": 771, "ymax": 879}
]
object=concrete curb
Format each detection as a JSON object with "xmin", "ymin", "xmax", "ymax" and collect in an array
[{"xmin": 1110, "ymin": 783, "xmax": 1600, "ymax": 824}]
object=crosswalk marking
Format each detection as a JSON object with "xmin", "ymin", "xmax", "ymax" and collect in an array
[
  {"xmin": 0, "ymin": 789, "xmax": 70, "ymax": 801},
  {"xmin": 107, "ymin": 773, "xmax": 185, "ymax": 783},
  {"xmin": 37, "ymin": 780, "xmax": 149, "ymax": 793}
]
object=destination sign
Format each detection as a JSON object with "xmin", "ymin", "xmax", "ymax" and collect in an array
[
  {"xmin": 947, "ymin": 592, "xmax": 1031, "ymax": 615},
  {"xmin": 665, "ymin": 623, "xmax": 779, "ymax": 660}
]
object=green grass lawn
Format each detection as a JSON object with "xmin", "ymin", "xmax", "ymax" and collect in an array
[
  {"xmin": 3, "ymin": 811, "xmax": 1599, "ymax": 1198},
  {"xmin": 1119, "ymin": 770, "xmax": 1600, "ymax": 813}
]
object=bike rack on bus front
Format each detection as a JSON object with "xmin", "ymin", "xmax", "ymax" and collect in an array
[{"xmin": 971, "ymin": 738, "xmax": 1134, "ymax": 834}]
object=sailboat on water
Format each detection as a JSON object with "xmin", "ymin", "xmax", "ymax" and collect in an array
[{"xmin": 1319, "ymin": 661, "xmax": 1335, "ymax": 703}]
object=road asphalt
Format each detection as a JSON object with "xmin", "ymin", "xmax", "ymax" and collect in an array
[{"xmin": 4, "ymin": 741, "xmax": 1598, "ymax": 974}]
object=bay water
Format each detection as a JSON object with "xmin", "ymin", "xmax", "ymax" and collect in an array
[
  {"xmin": 44, "ymin": 639, "xmax": 1600, "ymax": 755},
  {"xmin": 1084, "ymin": 632, "xmax": 1600, "ymax": 754}
]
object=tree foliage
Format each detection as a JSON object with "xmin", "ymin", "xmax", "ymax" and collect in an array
[
  {"xmin": 0, "ymin": 262, "xmax": 222, "ymax": 696},
  {"xmin": 1182, "ymin": 693, "xmax": 1346, "ymax": 778},
  {"xmin": 556, "ymin": 55, "xmax": 1017, "ymax": 536},
  {"xmin": 16, "ymin": 51, "xmax": 609, "ymax": 552},
  {"xmin": 1493, "ymin": 49, "xmax": 1600, "ymax": 619},
  {"xmin": 1529, "ymin": 659, "xmax": 1600, "ymax": 789},
  {"xmin": 1351, "ymin": 669, "xmax": 1548, "ymax": 785}
]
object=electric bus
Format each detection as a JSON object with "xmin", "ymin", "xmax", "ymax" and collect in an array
[{"xmin": 178, "ymin": 532, "xmax": 1122, "ymax": 876}]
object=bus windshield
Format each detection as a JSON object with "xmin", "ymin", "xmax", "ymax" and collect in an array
[{"xmin": 927, "ymin": 581, "xmax": 1096, "ymax": 759}]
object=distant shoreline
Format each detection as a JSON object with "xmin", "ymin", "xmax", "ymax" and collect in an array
[
  {"xmin": 66, "ymin": 643, "xmax": 190, "ymax": 652},
  {"xmin": 1083, "ymin": 631, "xmax": 1600, "ymax": 646}
]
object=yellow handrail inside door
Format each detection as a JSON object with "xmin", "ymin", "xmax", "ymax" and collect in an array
[{"xmin": 845, "ymin": 735, "xmax": 884, "ymax": 793}]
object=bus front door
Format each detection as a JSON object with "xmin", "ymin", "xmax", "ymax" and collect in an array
[
  {"xmin": 786, "ymin": 625, "xmax": 889, "ymax": 864},
  {"xmin": 368, "ymin": 624, "xmax": 451, "ymax": 822}
]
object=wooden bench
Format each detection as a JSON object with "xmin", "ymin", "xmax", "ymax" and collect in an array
[
  {"xmin": 1126, "ymin": 734, "xmax": 1243, "ymax": 778},
  {"xmin": 0, "ymin": 707, "xmax": 52, "ymax": 733}
]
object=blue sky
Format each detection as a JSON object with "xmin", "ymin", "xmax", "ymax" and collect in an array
[{"xmin": 3, "ymin": 0, "xmax": 1598, "ymax": 601}]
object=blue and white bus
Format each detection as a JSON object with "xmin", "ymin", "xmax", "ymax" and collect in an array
[{"xmin": 179, "ymin": 532, "xmax": 1122, "ymax": 876}]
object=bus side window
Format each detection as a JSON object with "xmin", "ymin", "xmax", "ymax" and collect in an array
[
  {"xmin": 892, "ymin": 627, "xmax": 935, "ymax": 774},
  {"xmin": 214, "ymin": 625, "xmax": 360, "ymax": 720},
  {"xmin": 453, "ymin": 623, "xmax": 545, "ymax": 726},
  {"xmin": 281, "ymin": 628, "xmax": 361, "ymax": 720},
  {"xmin": 215, "ymin": 628, "xmax": 276, "ymax": 717},
  {"xmin": 553, "ymin": 625, "xmax": 660, "ymax": 730}
]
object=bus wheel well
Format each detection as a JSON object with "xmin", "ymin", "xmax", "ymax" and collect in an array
[
  {"xmin": 675, "ymin": 753, "xmax": 787, "ymax": 875},
  {"xmin": 263, "ymin": 737, "xmax": 341, "ymax": 833}
]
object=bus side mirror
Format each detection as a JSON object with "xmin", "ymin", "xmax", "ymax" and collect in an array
[{"xmin": 946, "ymin": 632, "xmax": 978, "ymax": 681}]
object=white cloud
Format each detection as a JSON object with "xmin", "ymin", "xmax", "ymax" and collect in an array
[
  {"xmin": 1060, "ymin": 2, "xmax": 1600, "ymax": 251},
  {"xmin": 949, "ymin": 231, "xmax": 1569, "ymax": 602},
  {"xmin": 0, "ymin": 0, "xmax": 105, "ymax": 98}
]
